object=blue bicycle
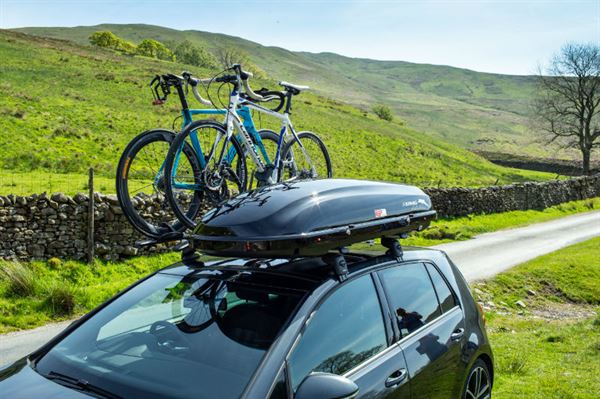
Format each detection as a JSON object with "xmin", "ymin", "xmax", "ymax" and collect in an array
[{"xmin": 116, "ymin": 70, "xmax": 286, "ymax": 238}]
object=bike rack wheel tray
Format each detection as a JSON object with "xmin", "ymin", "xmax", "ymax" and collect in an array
[{"xmin": 190, "ymin": 179, "xmax": 437, "ymax": 258}]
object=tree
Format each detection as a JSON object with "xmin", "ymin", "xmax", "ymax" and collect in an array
[
  {"xmin": 172, "ymin": 40, "xmax": 218, "ymax": 68},
  {"xmin": 136, "ymin": 39, "xmax": 176, "ymax": 61},
  {"xmin": 534, "ymin": 43, "xmax": 600, "ymax": 174},
  {"xmin": 372, "ymin": 104, "xmax": 393, "ymax": 121},
  {"xmin": 215, "ymin": 47, "xmax": 265, "ymax": 78},
  {"xmin": 89, "ymin": 31, "xmax": 136, "ymax": 54},
  {"xmin": 89, "ymin": 31, "xmax": 119, "ymax": 48}
]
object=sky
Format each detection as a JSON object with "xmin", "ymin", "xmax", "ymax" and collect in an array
[{"xmin": 1, "ymin": 0, "xmax": 599, "ymax": 75}]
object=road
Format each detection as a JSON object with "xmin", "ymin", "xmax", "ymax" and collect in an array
[{"xmin": 1, "ymin": 210, "xmax": 599, "ymax": 365}]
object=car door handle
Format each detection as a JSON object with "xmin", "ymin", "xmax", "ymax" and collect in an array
[
  {"xmin": 385, "ymin": 368, "xmax": 408, "ymax": 387},
  {"xmin": 451, "ymin": 328, "xmax": 465, "ymax": 341}
]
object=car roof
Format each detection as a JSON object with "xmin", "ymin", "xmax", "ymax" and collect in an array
[{"xmin": 158, "ymin": 246, "xmax": 446, "ymax": 293}]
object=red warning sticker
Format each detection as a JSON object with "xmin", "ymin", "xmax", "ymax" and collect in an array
[{"xmin": 374, "ymin": 208, "xmax": 387, "ymax": 218}]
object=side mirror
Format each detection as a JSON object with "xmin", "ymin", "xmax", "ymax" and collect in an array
[{"xmin": 295, "ymin": 372, "xmax": 359, "ymax": 399}]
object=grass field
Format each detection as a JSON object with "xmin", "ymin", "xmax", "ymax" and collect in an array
[
  {"xmin": 16, "ymin": 24, "xmax": 591, "ymax": 161},
  {"xmin": 0, "ymin": 28, "xmax": 557, "ymax": 196},
  {"xmin": 475, "ymin": 238, "xmax": 600, "ymax": 398}
]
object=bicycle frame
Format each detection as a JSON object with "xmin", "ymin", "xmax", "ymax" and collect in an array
[{"xmin": 169, "ymin": 104, "xmax": 276, "ymax": 190}]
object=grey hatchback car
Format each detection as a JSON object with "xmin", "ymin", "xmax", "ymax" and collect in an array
[
  {"xmin": 0, "ymin": 249, "xmax": 493, "ymax": 399},
  {"xmin": 0, "ymin": 179, "xmax": 493, "ymax": 398}
]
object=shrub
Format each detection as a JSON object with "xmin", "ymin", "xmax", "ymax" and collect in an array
[
  {"xmin": 172, "ymin": 40, "xmax": 218, "ymax": 68},
  {"xmin": 372, "ymin": 104, "xmax": 394, "ymax": 121},
  {"xmin": 47, "ymin": 257, "xmax": 62, "ymax": 269},
  {"xmin": 136, "ymin": 39, "xmax": 176, "ymax": 62},
  {"xmin": 0, "ymin": 262, "xmax": 37, "ymax": 297},
  {"xmin": 45, "ymin": 282, "xmax": 77, "ymax": 316},
  {"xmin": 89, "ymin": 31, "xmax": 136, "ymax": 55},
  {"xmin": 216, "ymin": 47, "xmax": 266, "ymax": 78}
]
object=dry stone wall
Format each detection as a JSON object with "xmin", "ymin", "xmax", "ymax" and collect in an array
[{"xmin": 1, "ymin": 174, "xmax": 599, "ymax": 261}]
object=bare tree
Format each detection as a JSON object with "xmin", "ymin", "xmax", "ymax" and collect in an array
[{"xmin": 534, "ymin": 43, "xmax": 600, "ymax": 174}]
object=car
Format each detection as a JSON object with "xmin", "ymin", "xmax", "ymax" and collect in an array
[{"xmin": 0, "ymin": 180, "xmax": 493, "ymax": 399}]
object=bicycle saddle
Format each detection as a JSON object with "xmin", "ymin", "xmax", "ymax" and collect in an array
[{"xmin": 279, "ymin": 81, "xmax": 310, "ymax": 92}]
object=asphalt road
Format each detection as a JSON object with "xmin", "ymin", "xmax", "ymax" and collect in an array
[{"xmin": 1, "ymin": 210, "xmax": 599, "ymax": 365}]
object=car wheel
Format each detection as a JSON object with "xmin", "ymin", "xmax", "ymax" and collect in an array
[{"xmin": 462, "ymin": 359, "xmax": 491, "ymax": 399}]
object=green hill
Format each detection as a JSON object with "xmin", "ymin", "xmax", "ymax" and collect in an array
[
  {"xmin": 0, "ymin": 29, "xmax": 552, "ymax": 194},
  {"xmin": 16, "ymin": 23, "xmax": 583, "ymax": 161}
]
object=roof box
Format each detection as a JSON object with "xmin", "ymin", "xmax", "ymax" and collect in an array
[{"xmin": 191, "ymin": 179, "xmax": 436, "ymax": 257}]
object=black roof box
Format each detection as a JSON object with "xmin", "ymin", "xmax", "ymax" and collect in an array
[{"xmin": 191, "ymin": 179, "xmax": 436, "ymax": 257}]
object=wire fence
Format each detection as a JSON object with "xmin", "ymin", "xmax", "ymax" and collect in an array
[{"xmin": 0, "ymin": 169, "xmax": 116, "ymax": 197}]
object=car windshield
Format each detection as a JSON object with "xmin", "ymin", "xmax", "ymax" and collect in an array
[{"xmin": 34, "ymin": 270, "xmax": 304, "ymax": 399}]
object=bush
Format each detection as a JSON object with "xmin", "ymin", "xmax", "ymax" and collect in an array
[
  {"xmin": 136, "ymin": 39, "xmax": 176, "ymax": 61},
  {"xmin": 0, "ymin": 262, "xmax": 37, "ymax": 297},
  {"xmin": 89, "ymin": 31, "xmax": 136, "ymax": 55},
  {"xmin": 45, "ymin": 282, "xmax": 77, "ymax": 316},
  {"xmin": 216, "ymin": 47, "xmax": 266, "ymax": 78},
  {"xmin": 372, "ymin": 104, "xmax": 394, "ymax": 121},
  {"xmin": 47, "ymin": 257, "xmax": 62, "ymax": 269},
  {"xmin": 172, "ymin": 40, "xmax": 218, "ymax": 68}
]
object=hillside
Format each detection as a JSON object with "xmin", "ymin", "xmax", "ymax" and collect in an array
[
  {"xmin": 16, "ymin": 23, "xmax": 584, "ymax": 161},
  {"xmin": 0, "ymin": 29, "xmax": 552, "ymax": 193}
]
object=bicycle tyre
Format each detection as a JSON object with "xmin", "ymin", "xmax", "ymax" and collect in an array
[
  {"xmin": 116, "ymin": 129, "xmax": 203, "ymax": 238},
  {"xmin": 164, "ymin": 119, "xmax": 248, "ymax": 230},
  {"xmin": 280, "ymin": 131, "xmax": 332, "ymax": 181}
]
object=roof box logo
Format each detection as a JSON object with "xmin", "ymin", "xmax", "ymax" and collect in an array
[{"xmin": 374, "ymin": 208, "xmax": 387, "ymax": 218}]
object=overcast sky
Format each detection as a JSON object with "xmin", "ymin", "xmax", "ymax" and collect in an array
[{"xmin": 1, "ymin": 0, "xmax": 599, "ymax": 75}]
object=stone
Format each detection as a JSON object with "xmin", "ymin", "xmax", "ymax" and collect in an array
[
  {"xmin": 515, "ymin": 300, "xmax": 527, "ymax": 308},
  {"xmin": 51, "ymin": 193, "xmax": 69, "ymax": 203},
  {"xmin": 526, "ymin": 289, "xmax": 537, "ymax": 296}
]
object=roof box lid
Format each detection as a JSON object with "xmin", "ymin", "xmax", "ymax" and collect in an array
[{"xmin": 191, "ymin": 179, "xmax": 436, "ymax": 257}]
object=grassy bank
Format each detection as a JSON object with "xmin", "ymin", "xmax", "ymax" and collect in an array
[
  {"xmin": 0, "ymin": 252, "xmax": 181, "ymax": 333},
  {"xmin": 476, "ymin": 238, "xmax": 600, "ymax": 398}
]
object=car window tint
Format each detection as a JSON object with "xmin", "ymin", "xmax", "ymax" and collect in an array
[
  {"xmin": 426, "ymin": 263, "xmax": 457, "ymax": 313},
  {"xmin": 288, "ymin": 275, "xmax": 387, "ymax": 390},
  {"xmin": 268, "ymin": 367, "xmax": 289, "ymax": 399},
  {"xmin": 379, "ymin": 263, "xmax": 441, "ymax": 337}
]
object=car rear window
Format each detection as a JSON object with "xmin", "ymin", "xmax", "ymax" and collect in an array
[
  {"xmin": 379, "ymin": 262, "xmax": 442, "ymax": 337},
  {"xmin": 426, "ymin": 263, "xmax": 457, "ymax": 313},
  {"xmin": 35, "ymin": 272, "xmax": 303, "ymax": 399}
]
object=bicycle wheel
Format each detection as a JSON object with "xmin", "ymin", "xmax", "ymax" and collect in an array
[
  {"xmin": 246, "ymin": 129, "xmax": 282, "ymax": 190},
  {"xmin": 116, "ymin": 129, "xmax": 202, "ymax": 238},
  {"xmin": 280, "ymin": 131, "xmax": 332, "ymax": 181},
  {"xmin": 164, "ymin": 119, "xmax": 247, "ymax": 229}
]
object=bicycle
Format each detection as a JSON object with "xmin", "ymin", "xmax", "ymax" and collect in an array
[
  {"xmin": 163, "ymin": 64, "xmax": 332, "ymax": 230},
  {"xmin": 116, "ymin": 71, "xmax": 284, "ymax": 238}
]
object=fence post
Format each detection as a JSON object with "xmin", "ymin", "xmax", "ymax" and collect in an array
[{"xmin": 87, "ymin": 167, "xmax": 95, "ymax": 264}]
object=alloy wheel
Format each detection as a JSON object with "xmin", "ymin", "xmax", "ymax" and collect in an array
[{"xmin": 465, "ymin": 366, "xmax": 491, "ymax": 399}]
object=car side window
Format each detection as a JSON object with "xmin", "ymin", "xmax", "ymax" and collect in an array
[
  {"xmin": 379, "ymin": 263, "xmax": 441, "ymax": 337},
  {"xmin": 288, "ymin": 274, "xmax": 387, "ymax": 390},
  {"xmin": 426, "ymin": 263, "xmax": 457, "ymax": 313}
]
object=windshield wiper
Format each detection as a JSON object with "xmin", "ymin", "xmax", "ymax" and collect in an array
[{"xmin": 45, "ymin": 371, "xmax": 123, "ymax": 399}]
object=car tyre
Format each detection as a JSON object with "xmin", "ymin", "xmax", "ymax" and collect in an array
[{"xmin": 462, "ymin": 358, "xmax": 492, "ymax": 399}]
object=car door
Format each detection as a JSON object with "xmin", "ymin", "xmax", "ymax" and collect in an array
[
  {"xmin": 378, "ymin": 262, "xmax": 466, "ymax": 399},
  {"xmin": 285, "ymin": 273, "xmax": 411, "ymax": 399}
]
